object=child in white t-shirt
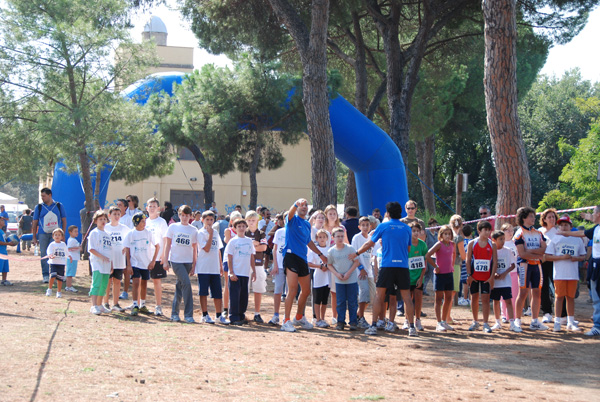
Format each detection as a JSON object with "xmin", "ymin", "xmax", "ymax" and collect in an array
[
  {"xmin": 124, "ymin": 212, "xmax": 159, "ymax": 317},
  {"xmin": 545, "ymin": 215, "xmax": 586, "ymax": 332},
  {"xmin": 195, "ymin": 211, "xmax": 227, "ymax": 324},
  {"xmin": 491, "ymin": 231, "xmax": 521, "ymax": 332},
  {"xmin": 46, "ymin": 228, "xmax": 71, "ymax": 298},
  {"xmin": 351, "ymin": 217, "xmax": 375, "ymax": 329},
  {"xmin": 145, "ymin": 197, "xmax": 169, "ymax": 316},
  {"xmin": 308, "ymin": 229, "xmax": 331, "ymax": 328},
  {"xmin": 224, "ymin": 219, "xmax": 256, "ymax": 325},
  {"xmin": 65, "ymin": 225, "xmax": 80, "ymax": 293},
  {"xmin": 88, "ymin": 210, "xmax": 112, "ymax": 315},
  {"xmin": 163, "ymin": 205, "xmax": 198, "ymax": 323},
  {"xmin": 268, "ymin": 213, "xmax": 287, "ymax": 325},
  {"xmin": 104, "ymin": 206, "xmax": 130, "ymax": 312}
]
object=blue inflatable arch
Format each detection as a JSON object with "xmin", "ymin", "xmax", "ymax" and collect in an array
[{"xmin": 51, "ymin": 71, "xmax": 409, "ymax": 234}]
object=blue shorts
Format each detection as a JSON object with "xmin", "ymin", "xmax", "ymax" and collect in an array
[
  {"xmin": 0, "ymin": 258, "xmax": 9, "ymax": 273},
  {"xmin": 197, "ymin": 273, "xmax": 223, "ymax": 299},
  {"xmin": 50, "ymin": 264, "xmax": 65, "ymax": 281},
  {"xmin": 460, "ymin": 262, "xmax": 468, "ymax": 282},
  {"xmin": 66, "ymin": 259, "xmax": 78, "ymax": 277},
  {"xmin": 131, "ymin": 267, "xmax": 150, "ymax": 281},
  {"xmin": 223, "ymin": 261, "xmax": 228, "ymax": 273},
  {"xmin": 434, "ymin": 272, "xmax": 454, "ymax": 292},
  {"xmin": 525, "ymin": 263, "xmax": 541, "ymax": 289}
]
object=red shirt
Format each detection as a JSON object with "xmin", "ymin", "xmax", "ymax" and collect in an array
[{"xmin": 471, "ymin": 238, "xmax": 493, "ymax": 281}]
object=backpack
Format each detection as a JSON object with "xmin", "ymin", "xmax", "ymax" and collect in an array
[{"xmin": 37, "ymin": 202, "xmax": 63, "ymax": 234}]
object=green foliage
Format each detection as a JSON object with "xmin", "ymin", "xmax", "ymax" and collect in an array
[
  {"xmin": 536, "ymin": 189, "xmax": 577, "ymax": 212},
  {"xmin": 559, "ymin": 122, "xmax": 600, "ymax": 205},
  {"xmin": 0, "ymin": 0, "xmax": 170, "ymax": 197}
]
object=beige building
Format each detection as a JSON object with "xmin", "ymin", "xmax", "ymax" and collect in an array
[{"xmin": 106, "ymin": 16, "xmax": 311, "ymax": 214}]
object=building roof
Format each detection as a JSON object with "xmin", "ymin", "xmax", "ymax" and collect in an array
[{"xmin": 143, "ymin": 16, "xmax": 167, "ymax": 34}]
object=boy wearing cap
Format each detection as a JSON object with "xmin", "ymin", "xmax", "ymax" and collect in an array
[
  {"xmin": 545, "ymin": 214, "xmax": 586, "ymax": 331},
  {"xmin": 123, "ymin": 212, "xmax": 159, "ymax": 316}
]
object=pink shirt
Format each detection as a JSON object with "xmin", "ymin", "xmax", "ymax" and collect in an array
[{"xmin": 435, "ymin": 242, "xmax": 455, "ymax": 274}]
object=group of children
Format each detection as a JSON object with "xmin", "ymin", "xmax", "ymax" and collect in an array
[{"xmin": 41, "ymin": 198, "xmax": 593, "ymax": 336}]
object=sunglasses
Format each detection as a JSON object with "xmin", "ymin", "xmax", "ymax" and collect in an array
[
  {"xmin": 480, "ymin": 212, "xmax": 488, "ymax": 216},
  {"xmin": 406, "ymin": 207, "xmax": 416, "ymax": 210}
]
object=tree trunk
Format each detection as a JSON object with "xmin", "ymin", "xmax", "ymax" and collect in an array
[
  {"xmin": 94, "ymin": 166, "xmax": 102, "ymax": 208},
  {"xmin": 268, "ymin": 0, "xmax": 336, "ymax": 209},
  {"xmin": 248, "ymin": 132, "xmax": 263, "ymax": 211},
  {"xmin": 415, "ymin": 135, "xmax": 436, "ymax": 215},
  {"xmin": 78, "ymin": 150, "xmax": 94, "ymax": 234},
  {"xmin": 483, "ymin": 0, "xmax": 531, "ymax": 223},
  {"xmin": 187, "ymin": 144, "xmax": 214, "ymax": 210}
]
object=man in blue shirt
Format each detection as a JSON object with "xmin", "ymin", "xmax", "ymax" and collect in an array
[
  {"xmin": 32, "ymin": 188, "xmax": 67, "ymax": 283},
  {"xmin": 0, "ymin": 205, "xmax": 8, "ymax": 234},
  {"xmin": 280, "ymin": 198, "xmax": 327, "ymax": 333},
  {"xmin": 355, "ymin": 201, "xmax": 416, "ymax": 336}
]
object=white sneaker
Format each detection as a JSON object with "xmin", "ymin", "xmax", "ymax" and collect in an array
[
  {"xmin": 584, "ymin": 327, "xmax": 600, "ymax": 336},
  {"xmin": 376, "ymin": 319, "xmax": 386, "ymax": 330},
  {"xmin": 91, "ymin": 306, "xmax": 102, "ymax": 315},
  {"xmin": 402, "ymin": 320, "xmax": 410, "ymax": 330},
  {"xmin": 99, "ymin": 304, "xmax": 111, "ymax": 314},
  {"xmin": 219, "ymin": 315, "xmax": 230, "ymax": 325},
  {"xmin": 154, "ymin": 306, "xmax": 163, "ymax": 316},
  {"xmin": 316, "ymin": 320, "xmax": 330, "ymax": 328},
  {"xmin": 442, "ymin": 321, "xmax": 454, "ymax": 331},
  {"xmin": 483, "ymin": 323, "xmax": 492, "ymax": 333},
  {"xmin": 357, "ymin": 317, "xmax": 370, "ymax": 329},
  {"xmin": 436, "ymin": 323, "xmax": 446, "ymax": 332},
  {"xmin": 201, "ymin": 315, "xmax": 215, "ymax": 324},
  {"xmin": 523, "ymin": 307, "xmax": 532, "ymax": 316},
  {"xmin": 45, "ymin": 288, "xmax": 52, "ymax": 297},
  {"xmin": 468, "ymin": 321, "xmax": 480, "ymax": 331},
  {"xmin": 530, "ymin": 321, "xmax": 549, "ymax": 331},
  {"xmin": 112, "ymin": 304, "xmax": 124, "ymax": 312},
  {"xmin": 509, "ymin": 322, "xmax": 523, "ymax": 333},
  {"xmin": 56, "ymin": 292, "xmax": 62, "ymax": 298},
  {"xmin": 408, "ymin": 327, "xmax": 418, "ymax": 337},
  {"xmin": 491, "ymin": 322, "xmax": 502, "ymax": 330},
  {"xmin": 385, "ymin": 321, "xmax": 398, "ymax": 332},
  {"xmin": 281, "ymin": 320, "xmax": 296, "ymax": 332},
  {"xmin": 292, "ymin": 316, "xmax": 313, "ymax": 329},
  {"xmin": 331, "ymin": 317, "xmax": 338, "ymax": 325},
  {"xmin": 567, "ymin": 323, "xmax": 581, "ymax": 332},
  {"xmin": 268, "ymin": 315, "xmax": 280, "ymax": 326},
  {"xmin": 559, "ymin": 317, "xmax": 579, "ymax": 326},
  {"xmin": 415, "ymin": 319, "xmax": 424, "ymax": 331},
  {"xmin": 65, "ymin": 286, "xmax": 78, "ymax": 293},
  {"xmin": 553, "ymin": 322, "xmax": 562, "ymax": 332},
  {"xmin": 365, "ymin": 325, "xmax": 378, "ymax": 335},
  {"xmin": 501, "ymin": 316, "xmax": 509, "ymax": 324},
  {"xmin": 458, "ymin": 297, "xmax": 469, "ymax": 306},
  {"xmin": 542, "ymin": 313, "xmax": 553, "ymax": 323}
]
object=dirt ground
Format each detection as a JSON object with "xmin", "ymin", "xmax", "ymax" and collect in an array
[{"xmin": 1, "ymin": 249, "xmax": 599, "ymax": 402}]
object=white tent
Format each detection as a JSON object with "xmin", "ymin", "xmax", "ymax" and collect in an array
[{"xmin": 0, "ymin": 192, "xmax": 19, "ymax": 204}]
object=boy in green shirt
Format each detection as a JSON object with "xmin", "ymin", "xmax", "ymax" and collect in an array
[{"xmin": 404, "ymin": 222, "xmax": 428, "ymax": 331}]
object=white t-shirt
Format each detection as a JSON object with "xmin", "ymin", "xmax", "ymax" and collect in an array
[
  {"xmin": 195, "ymin": 227, "xmax": 223, "ymax": 274},
  {"xmin": 273, "ymin": 227, "xmax": 286, "ymax": 270},
  {"xmin": 88, "ymin": 228, "xmax": 112, "ymax": 274},
  {"xmin": 311, "ymin": 226, "xmax": 331, "ymax": 245},
  {"xmin": 191, "ymin": 220, "xmax": 203, "ymax": 230},
  {"xmin": 308, "ymin": 244, "xmax": 330, "ymax": 288},
  {"xmin": 124, "ymin": 229, "xmax": 156, "ymax": 270},
  {"xmin": 165, "ymin": 223, "xmax": 198, "ymax": 263},
  {"xmin": 540, "ymin": 226, "xmax": 558, "ymax": 243},
  {"xmin": 495, "ymin": 247, "xmax": 515, "ymax": 288},
  {"xmin": 47, "ymin": 241, "xmax": 68, "ymax": 266},
  {"xmin": 67, "ymin": 237, "xmax": 80, "ymax": 261},
  {"xmin": 351, "ymin": 232, "xmax": 374, "ymax": 278},
  {"xmin": 372, "ymin": 241, "xmax": 382, "ymax": 270},
  {"xmin": 146, "ymin": 216, "xmax": 168, "ymax": 262},
  {"xmin": 105, "ymin": 223, "xmax": 130, "ymax": 269},
  {"xmin": 122, "ymin": 208, "xmax": 139, "ymax": 230},
  {"xmin": 589, "ymin": 225, "xmax": 600, "ymax": 259},
  {"xmin": 547, "ymin": 235, "xmax": 585, "ymax": 280},
  {"xmin": 224, "ymin": 236, "xmax": 255, "ymax": 277}
]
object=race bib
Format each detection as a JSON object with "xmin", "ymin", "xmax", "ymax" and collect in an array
[
  {"xmin": 496, "ymin": 258, "xmax": 507, "ymax": 274},
  {"xmin": 409, "ymin": 256, "xmax": 425, "ymax": 270},
  {"xmin": 174, "ymin": 233, "xmax": 191, "ymax": 246},
  {"xmin": 559, "ymin": 244, "xmax": 576, "ymax": 256},
  {"xmin": 473, "ymin": 259, "xmax": 491, "ymax": 272},
  {"xmin": 43, "ymin": 210, "xmax": 59, "ymax": 233}
]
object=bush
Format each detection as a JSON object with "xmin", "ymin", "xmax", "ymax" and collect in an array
[{"xmin": 536, "ymin": 189, "xmax": 576, "ymax": 212}]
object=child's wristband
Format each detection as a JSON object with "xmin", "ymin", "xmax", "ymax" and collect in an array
[{"xmin": 358, "ymin": 265, "xmax": 364, "ymax": 271}]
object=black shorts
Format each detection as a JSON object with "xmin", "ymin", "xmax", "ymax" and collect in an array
[
  {"xmin": 434, "ymin": 272, "xmax": 454, "ymax": 292},
  {"xmin": 131, "ymin": 267, "xmax": 150, "ymax": 281},
  {"xmin": 313, "ymin": 285, "xmax": 330, "ymax": 305},
  {"xmin": 150, "ymin": 261, "xmax": 167, "ymax": 279},
  {"xmin": 50, "ymin": 264, "xmax": 65, "ymax": 282},
  {"xmin": 110, "ymin": 268, "xmax": 124, "ymax": 280},
  {"xmin": 197, "ymin": 273, "xmax": 223, "ymax": 299},
  {"xmin": 284, "ymin": 253, "xmax": 310, "ymax": 278},
  {"xmin": 525, "ymin": 263, "xmax": 541, "ymax": 288},
  {"xmin": 470, "ymin": 280, "xmax": 490, "ymax": 295},
  {"xmin": 490, "ymin": 287, "xmax": 512, "ymax": 301},
  {"xmin": 376, "ymin": 267, "xmax": 410, "ymax": 292},
  {"xmin": 410, "ymin": 283, "xmax": 424, "ymax": 292}
]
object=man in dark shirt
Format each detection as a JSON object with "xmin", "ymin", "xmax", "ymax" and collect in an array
[{"xmin": 342, "ymin": 206, "xmax": 360, "ymax": 242}]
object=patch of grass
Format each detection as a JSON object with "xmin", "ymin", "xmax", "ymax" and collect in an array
[
  {"xmin": 82, "ymin": 367, "xmax": 95, "ymax": 372},
  {"xmin": 351, "ymin": 395, "xmax": 385, "ymax": 401},
  {"xmin": 54, "ymin": 308, "xmax": 76, "ymax": 314}
]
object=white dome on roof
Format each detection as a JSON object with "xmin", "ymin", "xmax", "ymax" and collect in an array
[{"xmin": 143, "ymin": 16, "xmax": 167, "ymax": 34}]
